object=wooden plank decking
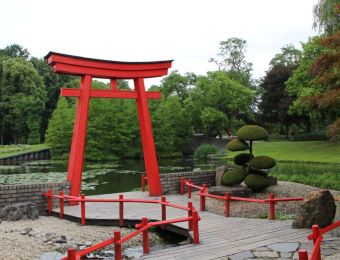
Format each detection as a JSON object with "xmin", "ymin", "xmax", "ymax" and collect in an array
[{"xmin": 52, "ymin": 191, "xmax": 315, "ymax": 259}]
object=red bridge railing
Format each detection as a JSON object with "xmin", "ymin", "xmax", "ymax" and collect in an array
[
  {"xmin": 141, "ymin": 174, "xmax": 147, "ymax": 192},
  {"xmin": 44, "ymin": 190, "xmax": 201, "ymax": 260},
  {"xmin": 179, "ymin": 178, "xmax": 303, "ymax": 220},
  {"xmin": 299, "ymin": 221, "xmax": 340, "ymax": 260}
]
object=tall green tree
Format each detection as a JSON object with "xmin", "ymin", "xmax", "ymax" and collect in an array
[
  {"xmin": 313, "ymin": 0, "xmax": 340, "ymax": 35},
  {"xmin": 269, "ymin": 44, "xmax": 301, "ymax": 68}
]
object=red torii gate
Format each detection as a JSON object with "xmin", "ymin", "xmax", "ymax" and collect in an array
[{"xmin": 45, "ymin": 52, "xmax": 172, "ymax": 197}]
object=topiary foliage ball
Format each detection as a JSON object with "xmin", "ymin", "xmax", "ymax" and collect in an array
[
  {"xmin": 222, "ymin": 168, "xmax": 247, "ymax": 186},
  {"xmin": 233, "ymin": 153, "xmax": 254, "ymax": 166},
  {"xmin": 249, "ymin": 156, "xmax": 276, "ymax": 169},
  {"xmin": 244, "ymin": 174, "xmax": 272, "ymax": 192},
  {"xmin": 249, "ymin": 168, "xmax": 268, "ymax": 177},
  {"xmin": 236, "ymin": 125, "xmax": 269, "ymax": 141},
  {"xmin": 226, "ymin": 139, "xmax": 248, "ymax": 151}
]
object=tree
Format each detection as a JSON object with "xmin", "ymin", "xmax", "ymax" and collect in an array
[
  {"xmin": 209, "ymin": 37, "xmax": 254, "ymax": 88},
  {"xmin": 269, "ymin": 44, "xmax": 301, "ymax": 68},
  {"xmin": 0, "ymin": 58, "xmax": 46, "ymax": 144},
  {"xmin": 160, "ymin": 70, "xmax": 196, "ymax": 105},
  {"xmin": 200, "ymin": 107, "xmax": 228, "ymax": 137},
  {"xmin": 185, "ymin": 71, "xmax": 254, "ymax": 134},
  {"xmin": 313, "ymin": 0, "xmax": 340, "ymax": 35},
  {"xmin": 0, "ymin": 44, "xmax": 30, "ymax": 60}
]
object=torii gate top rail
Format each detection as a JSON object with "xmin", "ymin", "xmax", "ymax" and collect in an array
[{"xmin": 45, "ymin": 52, "xmax": 172, "ymax": 198}]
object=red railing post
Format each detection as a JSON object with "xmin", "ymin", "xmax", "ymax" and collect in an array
[
  {"xmin": 141, "ymin": 174, "xmax": 145, "ymax": 192},
  {"xmin": 298, "ymin": 249, "xmax": 308, "ymax": 260},
  {"xmin": 188, "ymin": 202, "xmax": 193, "ymax": 231},
  {"xmin": 188, "ymin": 179, "xmax": 192, "ymax": 199},
  {"xmin": 142, "ymin": 217, "xmax": 150, "ymax": 254},
  {"xmin": 192, "ymin": 210, "xmax": 200, "ymax": 244},
  {"xmin": 67, "ymin": 248, "xmax": 77, "ymax": 260},
  {"xmin": 312, "ymin": 225, "xmax": 321, "ymax": 260},
  {"xmin": 269, "ymin": 193, "xmax": 275, "ymax": 220},
  {"xmin": 180, "ymin": 177, "xmax": 185, "ymax": 195},
  {"xmin": 200, "ymin": 185, "xmax": 206, "ymax": 211},
  {"xmin": 59, "ymin": 191, "xmax": 64, "ymax": 219},
  {"xmin": 119, "ymin": 194, "xmax": 124, "ymax": 227},
  {"xmin": 47, "ymin": 189, "xmax": 53, "ymax": 216},
  {"xmin": 161, "ymin": 196, "xmax": 166, "ymax": 228},
  {"xmin": 225, "ymin": 192, "xmax": 230, "ymax": 217},
  {"xmin": 80, "ymin": 194, "xmax": 86, "ymax": 225},
  {"xmin": 114, "ymin": 231, "xmax": 122, "ymax": 260}
]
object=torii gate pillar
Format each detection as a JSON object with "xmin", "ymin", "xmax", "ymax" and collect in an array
[{"xmin": 45, "ymin": 52, "xmax": 172, "ymax": 197}]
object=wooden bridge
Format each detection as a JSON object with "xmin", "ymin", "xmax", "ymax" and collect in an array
[{"xmin": 50, "ymin": 191, "xmax": 323, "ymax": 259}]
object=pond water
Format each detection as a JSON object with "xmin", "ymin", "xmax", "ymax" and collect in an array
[{"xmin": 0, "ymin": 158, "xmax": 225, "ymax": 195}]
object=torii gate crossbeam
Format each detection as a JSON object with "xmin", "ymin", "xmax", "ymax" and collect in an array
[{"xmin": 45, "ymin": 52, "xmax": 172, "ymax": 197}]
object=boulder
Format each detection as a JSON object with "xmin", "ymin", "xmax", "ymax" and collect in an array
[
  {"xmin": 215, "ymin": 166, "xmax": 227, "ymax": 186},
  {"xmin": 0, "ymin": 202, "xmax": 39, "ymax": 221},
  {"xmin": 209, "ymin": 185, "xmax": 252, "ymax": 197},
  {"xmin": 333, "ymin": 201, "xmax": 340, "ymax": 237},
  {"xmin": 292, "ymin": 190, "xmax": 336, "ymax": 229}
]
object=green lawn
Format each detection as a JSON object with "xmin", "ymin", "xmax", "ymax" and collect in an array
[
  {"xmin": 0, "ymin": 144, "xmax": 49, "ymax": 158},
  {"xmin": 227, "ymin": 141, "xmax": 340, "ymax": 163}
]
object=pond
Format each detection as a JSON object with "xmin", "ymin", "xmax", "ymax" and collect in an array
[{"xmin": 0, "ymin": 158, "xmax": 226, "ymax": 195}]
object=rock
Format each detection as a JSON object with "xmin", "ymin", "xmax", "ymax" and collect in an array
[
  {"xmin": 0, "ymin": 202, "xmax": 39, "ymax": 221},
  {"xmin": 53, "ymin": 235, "xmax": 67, "ymax": 243},
  {"xmin": 215, "ymin": 166, "xmax": 226, "ymax": 186},
  {"xmin": 292, "ymin": 190, "xmax": 336, "ymax": 228},
  {"xmin": 333, "ymin": 201, "xmax": 340, "ymax": 237},
  {"xmin": 253, "ymin": 251, "xmax": 279, "ymax": 258},
  {"xmin": 84, "ymin": 241, "xmax": 92, "ymax": 247},
  {"xmin": 192, "ymin": 168, "xmax": 202, "ymax": 172},
  {"xmin": 267, "ymin": 242, "xmax": 299, "ymax": 252},
  {"xmin": 229, "ymin": 250, "xmax": 253, "ymax": 260},
  {"xmin": 209, "ymin": 185, "xmax": 252, "ymax": 197}
]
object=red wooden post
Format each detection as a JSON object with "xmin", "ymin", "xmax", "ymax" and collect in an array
[
  {"xmin": 188, "ymin": 179, "xmax": 192, "ymax": 199},
  {"xmin": 119, "ymin": 194, "xmax": 124, "ymax": 227},
  {"xmin": 192, "ymin": 210, "xmax": 200, "ymax": 244},
  {"xmin": 188, "ymin": 202, "xmax": 193, "ymax": 231},
  {"xmin": 80, "ymin": 194, "xmax": 86, "ymax": 225},
  {"xmin": 47, "ymin": 189, "xmax": 53, "ymax": 216},
  {"xmin": 180, "ymin": 177, "xmax": 185, "ymax": 195},
  {"xmin": 161, "ymin": 196, "xmax": 166, "ymax": 228},
  {"xmin": 134, "ymin": 78, "xmax": 163, "ymax": 196},
  {"xmin": 312, "ymin": 225, "xmax": 321, "ymax": 260},
  {"xmin": 269, "ymin": 193, "xmax": 275, "ymax": 220},
  {"xmin": 200, "ymin": 186, "xmax": 206, "ymax": 211},
  {"xmin": 142, "ymin": 217, "xmax": 150, "ymax": 254},
  {"xmin": 59, "ymin": 191, "xmax": 64, "ymax": 219},
  {"xmin": 225, "ymin": 192, "xmax": 230, "ymax": 217},
  {"xmin": 114, "ymin": 231, "xmax": 122, "ymax": 260},
  {"xmin": 67, "ymin": 248, "xmax": 77, "ymax": 260},
  {"xmin": 141, "ymin": 174, "xmax": 145, "ymax": 192},
  {"xmin": 298, "ymin": 249, "xmax": 308, "ymax": 260}
]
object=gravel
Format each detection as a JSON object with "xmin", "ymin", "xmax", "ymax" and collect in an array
[
  {"xmin": 0, "ymin": 216, "xmax": 164, "ymax": 260},
  {"xmin": 193, "ymin": 181, "xmax": 340, "ymax": 219}
]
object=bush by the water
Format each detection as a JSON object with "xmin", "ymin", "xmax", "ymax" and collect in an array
[
  {"xmin": 222, "ymin": 168, "xmax": 247, "ymax": 185},
  {"xmin": 194, "ymin": 144, "xmax": 219, "ymax": 160},
  {"xmin": 292, "ymin": 130, "xmax": 327, "ymax": 141}
]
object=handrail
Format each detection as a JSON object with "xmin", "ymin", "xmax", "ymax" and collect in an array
[
  {"xmin": 141, "ymin": 174, "xmax": 147, "ymax": 192},
  {"xmin": 44, "ymin": 190, "xmax": 201, "ymax": 260},
  {"xmin": 180, "ymin": 179, "xmax": 303, "ymax": 220},
  {"xmin": 299, "ymin": 221, "xmax": 340, "ymax": 260}
]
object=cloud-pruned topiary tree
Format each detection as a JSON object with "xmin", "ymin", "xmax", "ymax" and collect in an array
[{"xmin": 224, "ymin": 125, "xmax": 277, "ymax": 191}]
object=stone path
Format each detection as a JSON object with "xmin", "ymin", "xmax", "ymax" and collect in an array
[{"xmin": 52, "ymin": 191, "xmax": 340, "ymax": 259}]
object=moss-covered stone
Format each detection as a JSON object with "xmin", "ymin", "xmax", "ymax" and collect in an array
[
  {"xmin": 250, "ymin": 156, "xmax": 276, "ymax": 169},
  {"xmin": 226, "ymin": 139, "xmax": 248, "ymax": 151},
  {"xmin": 249, "ymin": 168, "xmax": 268, "ymax": 177},
  {"xmin": 244, "ymin": 174, "xmax": 272, "ymax": 191},
  {"xmin": 222, "ymin": 168, "xmax": 247, "ymax": 186},
  {"xmin": 236, "ymin": 125, "xmax": 269, "ymax": 141},
  {"xmin": 233, "ymin": 153, "xmax": 253, "ymax": 166}
]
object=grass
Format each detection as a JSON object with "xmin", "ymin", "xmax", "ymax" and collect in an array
[
  {"xmin": 226, "ymin": 141, "xmax": 340, "ymax": 163},
  {"xmin": 0, "ymin": 144, "xmax": 49, "ymax": 158}
]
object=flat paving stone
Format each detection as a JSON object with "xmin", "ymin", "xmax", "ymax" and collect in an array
[
  {"xmin": 253, "ymin": 251, "xmax": 279, "ymax": 258},
  {"xmin": 280, "ymin": 252, "xmax": 293, "ymax": 258},
  {"xmin": 267, "ymin": 242, "xmax": 299, "ymax": 252},
  {"xmin": 229, "ymin": 250, "xmax": 253, "ymax": 260},
  {"xmin": 253, "ymin": 246, "xmax": 271, "ymax": 251}
]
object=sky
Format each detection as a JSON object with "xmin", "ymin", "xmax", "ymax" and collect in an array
[{"xmin": 0, "ymin": 0, "xmax": 318, "ymax": 87}]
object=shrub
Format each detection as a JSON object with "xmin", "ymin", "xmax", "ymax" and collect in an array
[
  {"xmin": 293, "ymin": 130, "xmax": 327, "ymax": 141},
  {"xmin": 222, "ymin": 168, "xmax": 247, "ymax": 186},
  {"xmin": 194, "ymin": 144, "xmax": 219, "ymax": 160},
  {"xmin": 236, "ymin": 125, "xmax": 269, "ymax": 141},
  {"xmin": 250, "ymin": 156, "xmax": 276, "ymax": 169},
  {"xmin": 244, "ymin": 174, "xmax": 272, "ymax": 191},
  {"xmin": 233, "ymin": 153, "xmax": 253, "ymax": 166},
  {"xmin": 226, "ymin": 139, "xmax": 248, "ymax": 151}
]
